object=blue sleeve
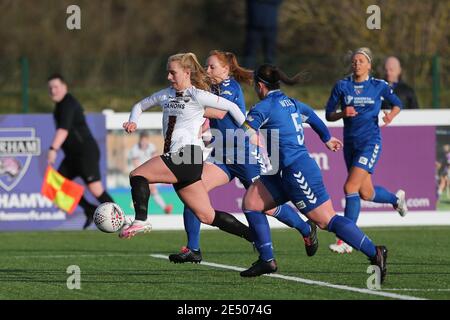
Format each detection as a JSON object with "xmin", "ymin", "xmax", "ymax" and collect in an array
[
  {"xmin": 233, "ymin": 85, "xmax": 246, "ymax": 114},
  {"xmin": 300, "ymin": 102, "xmax": 331, "ymax": 143},
  {"xmin": 382, "ymin": 82, "xmax": 403, "ymax": 109},
  {"xmin": 325, "ymin": 82, "xmax": 342, "ymax": 118},
  {"xmin": 245, "ymin": 101, "xmax": 271, "ymax": 130}
]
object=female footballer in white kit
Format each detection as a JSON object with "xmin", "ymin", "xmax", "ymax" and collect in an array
[{"xmin": 121, "ymin": 53, "xmax": 254, "ymax": 242}]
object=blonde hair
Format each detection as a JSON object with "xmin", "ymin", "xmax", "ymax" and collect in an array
[
  {"xmin": 208, "ymin": 50, "xmax": 253, "ymax": 85},
  {"xmin": 167, "ymin": 53, "xmax": 211, "ymax": 91},
  {"xmin": 352, "ymin": 47, "xmax": 373, "ymax": 63},
  {"xmin": 344, "ymin": 47, "xmax": 373, "ymax": 75}
]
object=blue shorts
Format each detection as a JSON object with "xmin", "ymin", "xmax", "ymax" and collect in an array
[
  {"xmin": 215, "ymin": 163, "xmax": 261, "ymax": 189},
  {"xmin": 258, "ymin": 153, "xmax": 330, "ymax": 215},
  {"xmin": 344, "ymin": 140, "xmax": 382, "ymax": 174}
]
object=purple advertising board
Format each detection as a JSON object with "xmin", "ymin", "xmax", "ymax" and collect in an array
[
  {"xmin": 0, "ymin": 114, "xmax": 107, "ymax": 231},
  {"xmin": 209, "ymin": 126, "xmax": 437, "ymax": 213}
]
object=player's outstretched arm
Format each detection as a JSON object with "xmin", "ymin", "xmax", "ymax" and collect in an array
[{"xmin": 196, "ymin": 90, "xmax": 246, "ymax": 125}]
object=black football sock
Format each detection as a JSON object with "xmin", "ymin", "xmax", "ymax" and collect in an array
[
  {"xmin": 211, "ymin": 210, "xmax": 254, "ymax": 243},
  {"xmin": 78, "ymin": 196, "xmax": 96, "ymax": 218},
  {"xmin": 130, "ymin": 175, "xmax": 150, "ymax": 221},
  {"xmin": 96, "ymin": 191, "xmax": 114, "ymax": 203}
]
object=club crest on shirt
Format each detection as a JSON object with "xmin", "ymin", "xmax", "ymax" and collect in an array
[{"xmin": 354, "ymin": 85, "xmax": 364, "ymax": 95}]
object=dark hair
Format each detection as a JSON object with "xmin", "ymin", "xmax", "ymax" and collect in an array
[
  {"xmin": 254, "ymin": 64, "xmax": 304, "ymax": 90},
  {"xmin": 47, "ymin": 73, "xmax": 66, "ymax": 83}
]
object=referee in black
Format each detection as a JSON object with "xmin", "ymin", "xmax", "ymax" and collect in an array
[{"xmin": 47, "ymin": 74, "xmax": 115, "ymax": 229}]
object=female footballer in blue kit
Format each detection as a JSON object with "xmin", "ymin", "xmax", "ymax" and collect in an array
[
  {"xmin": 169, "ymin": 50, "xmax": 317, "ymax": 264},
  {"xmin": 325, "ymin": 47, "xmax": 407, "ymax": 254},
  {"xmin": 239, "ymin": 64, "xmax": 388, "ymax": 282}
]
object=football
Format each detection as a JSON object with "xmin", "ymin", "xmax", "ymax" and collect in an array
[{"xmin": 93, "ymin": 202, "xmax": 125, "ymax": 233}]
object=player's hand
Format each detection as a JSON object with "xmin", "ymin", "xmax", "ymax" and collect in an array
[
  {"xmin": 123, "ymin": 122, "xmax": 137, "ymax": 133},
  {"xmin": 382, "ymin": 110, "xmax": 394, "ymax": 127},
  {"xmin": 325, "ymin": 137, "xmax": 343, "ymax": 152},
  {"xmin": 343, "ymin": 106, "xmax": 358, "ymax": 118},
  {"xmin": 47, "ymin": 149, "xmax": 57, "ymax": 165}
]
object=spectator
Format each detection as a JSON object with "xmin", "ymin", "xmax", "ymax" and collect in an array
[
  {"xmin": 243, "ymin": 0, "xmax": 282, "ymax": 69},
  {"xmin": 128, "ymin": 131, "xmax": 173, "ymax": 214},
  {"xmin": 382, "ymin": 56, "xmax": 419, "ymax": 109}
]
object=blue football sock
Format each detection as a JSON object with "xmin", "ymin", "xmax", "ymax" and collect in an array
[
  {"xmin": 273, "ymin": 205, "xmax": 311, "ymax": 237},
  {"xmin": 244, "ymin": 210, "xmax": 274, "ymax": 261},
  {"xmin": 183, "ymin": 207, "xmax": 201, "ymax": 251},
  {"xmin": 344, "ymin": 193, "xmax": 361, "ymax": 223},
  {"xmin": 372, "ymin": 186, "xmax": 398, "ymax": 206},
  {"xmin": 327, "ymin": 215, "xmax": 376, "ymax": 258}
]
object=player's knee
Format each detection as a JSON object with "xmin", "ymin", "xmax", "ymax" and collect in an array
[
  {"xmin": 314, "ymin": 218, "xmax": 329, "ymax": 230},
  {"xmin": 317, "ymin": 222, "xmax": 329, "ymax": 230},
  {"xmin": 197, "ymin": 212, "xmax": 213, "ymax": 225},
  {"xmin": 129, "ymin": 168, "xmax": 143, "ymax": 179},
  {"xmin": 242, "ymin": 195, "xmax": 262, "ymax": 212}
]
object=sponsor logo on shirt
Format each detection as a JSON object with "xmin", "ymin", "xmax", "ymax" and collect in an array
[
  {"xmin": 352, "ymin": 97, "xmax": 375, "ymax": 106},
  {"xmin": 345, "ymin": 95, "xmax": 354, "ymax": 105},
  {"xmin": 167, "ymin": 98, "xmax": 186, "ymax": 109}
]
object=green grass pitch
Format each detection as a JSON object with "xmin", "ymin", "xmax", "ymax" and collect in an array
[{"xmin": 1, "ymin": 226, "xmax": 449, "ymax": 300}]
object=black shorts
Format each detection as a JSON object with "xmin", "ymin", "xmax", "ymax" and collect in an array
[
  {"xmin": 58, "ymin": 145, "xmax": 101, "ymax": 184},
  {"xmin": 160, "ymin": 145, "xmax": 203, "ymax": 191}
]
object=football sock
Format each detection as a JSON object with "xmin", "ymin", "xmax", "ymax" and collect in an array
[
  {"xmin": 327, "ymin": 215, "xmax": 376, "ymax": 258},
  {"xmin": 272, "ymin": 204, "xmax": 311, "ymax": 237},
  {"xmin": 78, "ymin": 197, "xmax": 96, "ymax": 218},
  {"xmin": 130, "ymin": 175, "xmax": 150, "ymax": 221},
  {"xmin": 96, "ymin": 191, "xmax": 114, "ymax": 204},
  {"xmin": 183, "ymin": 206, "xmax": 201, "ymax": 251},
  {"xmin": 344, "ymin": 192, "xmax": 361, "ymax": 223},
  {"xmin": 372, "ymin": 186, "xmax": 398, "ymax": 206},
  {"xmin": 211, "ymin": 210, "xmax": 253, "ymax": 243},
  {"xmin": 244, "ymin": 210, "xmax": 274, "ymax": 261}
]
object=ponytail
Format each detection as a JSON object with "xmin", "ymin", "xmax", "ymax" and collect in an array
[
  {"xmin": 254, "ymin": 64, "xmax": 306, "ymax": 90},
  {"xmin": 167, "ymin": 52, "xmax": 212, "ymax": 91}
]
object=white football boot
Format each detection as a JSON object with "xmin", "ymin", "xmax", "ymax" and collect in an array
[
  {"xmin": 329, "ymin": 239, "xmax": 353, "ymax": 254},
  {"xmin": 394, "ymin": 189, "xmax": 408, "ymax": 217},
  {"xmin": 119, "ymin": 218, "xmax": 152, "ymax": 239}
]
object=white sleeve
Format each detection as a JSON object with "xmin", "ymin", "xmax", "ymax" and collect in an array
[
  {"xmin": 128, "ymin": 90, "xmax": 164, "ymax": 123},
  {"xmin": 194, "ymin": 89, "xmax": 246, "ymax": 126}
]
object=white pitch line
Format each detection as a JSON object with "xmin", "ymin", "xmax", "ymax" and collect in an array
[
  {"xmin": 9, "ymin": 254, "xmax": 150, "ymax": 259},
  {"xmin": 151, "ymin": 254, "xmax": 427, "ymax": 300},
  {"xmin": 383, "ymin": 288, "xmax": 450, "ymax": 292}
]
